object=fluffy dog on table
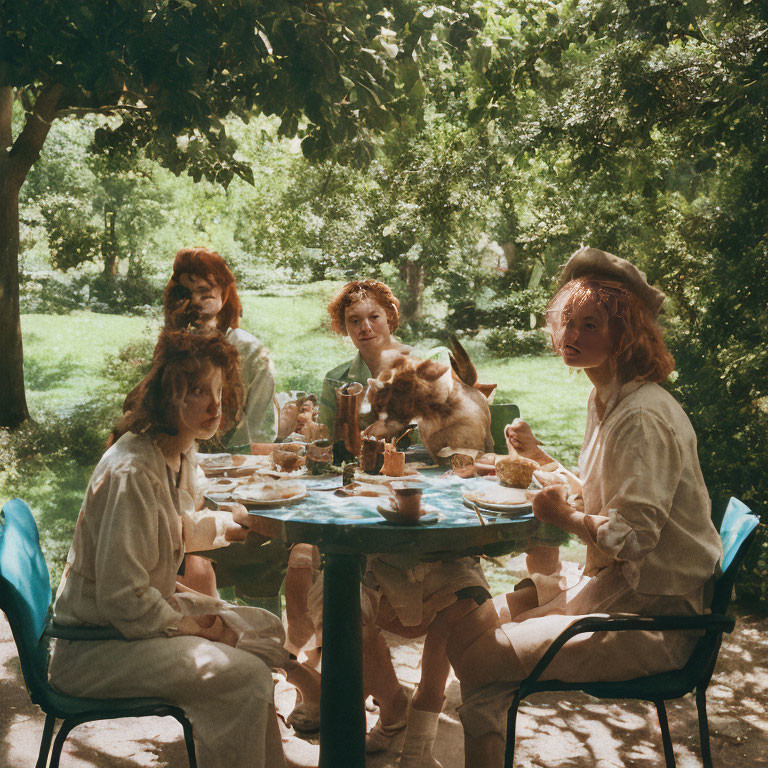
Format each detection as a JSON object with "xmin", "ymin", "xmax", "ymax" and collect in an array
[{"xmin": 365, "ymin": 353, "xmax": 493, "ymax": 461}]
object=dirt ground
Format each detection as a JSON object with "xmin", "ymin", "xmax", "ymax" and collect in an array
[{"xmin": 1, "ymin": 604, "xmax": 766, "ymax": 768}]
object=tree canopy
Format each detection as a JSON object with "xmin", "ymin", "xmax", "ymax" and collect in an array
[{"xmin": 0, "ymin": 0, "xmax": 480, "ymax": 425}]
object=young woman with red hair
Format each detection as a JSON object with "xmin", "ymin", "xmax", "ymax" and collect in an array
[
  {"xmin": 164, "ymin": 247, "xmax": 277, "ymax": 448},
  {"xmin": 445, "ymin": 247, "xmax": 723, "ymax": 767},
  {"xmin": 49, "ymin": 330, "xmax": 291, "ymax": 768},
  {"xmin": 318, "ymin": 278, "xmax": 405, "ymax": 430}
]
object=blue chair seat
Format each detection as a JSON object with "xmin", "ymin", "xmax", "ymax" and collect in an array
[{"xmin": 0, "ymin": 498, "xmax": 197, "ymax": 768}]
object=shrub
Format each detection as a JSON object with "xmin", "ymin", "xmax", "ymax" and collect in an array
[
  {"xmin": 20, "ymin": 273, "xmax": 90, "ymax": 313},
  {"xmin": 7, "ymin": 402, "xmax": 113, "ymax": 468},
  {"xmin": 20, "ymin": 271, "xmax": 163, "ymax": 315},
  {"xmin": 486, "ymin": 328, "xmax": 551, "ymax": 357},
  {"xmin": 101, "ymin": 336, "xmax": 156, "ymax": 395}
]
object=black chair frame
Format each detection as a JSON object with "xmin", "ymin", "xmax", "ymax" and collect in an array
[
  {"xmin": 0, "ymin": 595, "xmax": 199, "ymax": 768},
  {"xmin": 504, "ymin": 524, "xmax": 759, "ymax": 768}
]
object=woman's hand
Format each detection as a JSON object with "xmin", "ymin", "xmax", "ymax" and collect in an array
[
  {"xmin": 196, "ymin": 615, "xmax": 239, "ymax": 646},
  {"xmin": 232, "ymin": 507, "xmax": 282, "ymax": 540},
  {"xmin": 531, "ymin": 485, "xmax": 583, "ymax": 536},
  {"xmin": 174, "ymin": 614, "xmax": 238, "ymax": 646},
  {"xmin": 505, "ymin": 419, "xmax": 550, "ymax": 464},
  {"xmin": 219, "ymin": 502, "xmax": 251, "ymax": 542}
]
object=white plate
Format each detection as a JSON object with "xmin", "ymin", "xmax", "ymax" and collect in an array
[
  {"xmin": 233, "ymin": 479, "xmax": 307, "ymax": 507},
  {"xmin": 355, "ymin": 470, "xmax": 424, "ymax": 484},
  {"xmin": 253, "ymin": 466, "xmax": 308, "ymax": 479},
  {"xmin": 463, "ymin": 499, "xmax": 531, "ymax": 515},
  {"xmin": 202, "ymin": 477, "xmax": 244, "ymax": 494},
  {"xmin": 462, "ymin": 485, "xmax": 530, "ymax": 509},
  {"xmin": 235, "ymin": 490, "xmax": 308, "ymax": 508},
  {"xmin": 198, "ymin": 454, "xmax": 269, "ymax": 477}
]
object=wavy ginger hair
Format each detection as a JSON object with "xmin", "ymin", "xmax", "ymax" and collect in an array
[
  {"xmin": 109, "ymin": 330, "xmax": 243, "ymax": 446},
  {"xmin": 163, "ymin": 247, "xmax": 242, "ymax": 333},
  {"xmin": 327, "ymin": 279, "xmax": 400, "ymax": 336},
  {"xmin": 547, "ymin": 277, "xmax": 675, "ymax": 383}
]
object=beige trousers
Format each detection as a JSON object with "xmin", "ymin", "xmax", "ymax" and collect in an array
[{"xmin": 48, "ymin": 635, "xmax": 285, "ymax": 768}]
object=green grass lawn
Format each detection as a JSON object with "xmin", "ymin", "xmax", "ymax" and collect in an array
[
  {"xmin": 7, "ymin": 282, "xmax": 592, "ymax": 589},
  {"xmin": 21, "ymin": 311, "xmax": 161, "ymax": 413}
]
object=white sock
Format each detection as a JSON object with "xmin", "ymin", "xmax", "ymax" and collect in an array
[{"xmin": 397, "ymin": 706, "xmax": 443, "ymax": 768}]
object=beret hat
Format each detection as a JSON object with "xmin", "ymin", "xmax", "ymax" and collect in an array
[{"xmin": 559, "ymin": 246, "xmax": 665, "ymax": 316}]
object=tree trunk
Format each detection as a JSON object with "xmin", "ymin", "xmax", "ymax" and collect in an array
[
  {"xmin": 0, "ymin": 163, "xmax": 27, "ymax": 427},
  {"xmin": 398, "ymin": 259, "xmax": 424, "ymax": 326},
  {"xmin": 102, "ymin": 209, "xmax": 119, "ymax": 278},
  {"xmin": 0, "ymin": 85, "xmax": 61, "ymax": 427}
]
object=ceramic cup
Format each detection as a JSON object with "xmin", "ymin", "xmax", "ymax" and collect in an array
[
  {"xmin": 390, "ymin": 486, "xmax": 423, "ymax": 521},
  {"xmin": 306, "ymin": 439, "xmax": 333, "ymax": 474},
  {"xmin": 360, "ymin": 436, "xmax": 385, "ymax": 473}
]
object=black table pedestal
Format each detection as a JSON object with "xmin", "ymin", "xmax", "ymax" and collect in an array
[{"xmin": 319, "ymin": 552, "xmax": 366, "ymax": 768}]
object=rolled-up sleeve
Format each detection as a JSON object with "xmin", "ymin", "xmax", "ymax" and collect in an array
[
  {"xmin": 589, "ymin": 410, "xmax": 683, "ymax": 564},
  {"xmin": 93, "ymin": 468, "xmax": 183, "ymax": 638},
  {"xmin": 182, "ymin": 505, "xmax": 232, "ymax": 551}
]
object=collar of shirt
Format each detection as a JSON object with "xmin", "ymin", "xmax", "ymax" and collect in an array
[
  {"xmin": 347, "ymin": 352, "xmax": 372, "ymax": 383},
  {"xmin": 595, "ymin": 379, "xmax": 646, "ymax": 423}
]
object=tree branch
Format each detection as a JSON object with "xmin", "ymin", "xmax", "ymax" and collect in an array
[
  {"xmin": 0, "ymin": 87, "xmax": 13, "ymax": 150},
  {"xmin": 56, "ymin": 103, "xmax": 150, "ymax": 118},
  {"xmin": 7, "ymin": 83, "xmax": 63, "ymax": 187}
]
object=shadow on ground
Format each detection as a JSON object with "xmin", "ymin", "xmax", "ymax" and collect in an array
[
  {"xmin": 24, "ymin": 356, "xmax": 79, "ymax": 393},
  {"xmin": 1, "ymin": 610, "xmax": 766, "ymax": 768}
]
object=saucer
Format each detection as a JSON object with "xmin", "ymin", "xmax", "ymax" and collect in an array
[{"xmin": 375, "ymin": 504, "xmax": 439, "ymax": 526}]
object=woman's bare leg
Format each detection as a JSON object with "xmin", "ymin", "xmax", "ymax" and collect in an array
[
  {"xmin": 285, "ymin": 561, "xmax": 316, "ymax": 654},
  {"xmin": 412, "ymin": 598, "xmax": 478, "ymax": 712},
  {"xmin": 284, "ymin": 659, "xmax": 321, "ymax": 714},
  {"xmin": 177, "ymin": 554, "xmax": 218, "ymax": 597},
  {"xmin": 362, "ymin": 621, "xmax": 408, "ymax": 726},
  {"xmin": 397, "ymin": 600, "xmax": 480, "ymax": 767}
]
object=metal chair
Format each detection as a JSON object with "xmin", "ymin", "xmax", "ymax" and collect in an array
[
  {"xmin": 505, "ymin": 497, "xmax": 760, "ymax": 768},
  {"xmin": 0, "ymin": 498, "xmax": 197, "ymax": 768}
]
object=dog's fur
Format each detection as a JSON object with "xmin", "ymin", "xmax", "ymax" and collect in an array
[{"xmin": 365, "ymin": 354, "xmax": 493, "ymax": 461}]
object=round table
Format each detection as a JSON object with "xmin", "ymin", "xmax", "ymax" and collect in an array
[{"xmin": 204, "ymin": 469, "xmax": 546, "ymax": 768}]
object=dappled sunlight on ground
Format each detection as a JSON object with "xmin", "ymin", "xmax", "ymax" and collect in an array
[{"xmin": 1, "ymin": 607, "xmax": 766, "ymax": 767}]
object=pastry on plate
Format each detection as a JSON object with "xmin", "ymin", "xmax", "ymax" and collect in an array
[
  {"xmin": 496, "ymin": 456, "xmax": 538, "ymax": 488},
  {"xmin": 463, "ymin": 484, "xmax": 530, "ymax": 507}
]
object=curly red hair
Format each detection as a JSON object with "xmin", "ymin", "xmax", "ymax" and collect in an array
[
  {"xmin": 163, "ymin": 247, "xmax": 242, "ymax": 333},
  {"xmin": 327, "ymin": 279, "xmax": 400, "ymax": 336},
  {"xmin": 110, "ymin": 329, "xmax": 244, "ymax": 445},
  {"xmin": 547, "ymin": 277, "xmax": 675, "ymax": 383}
]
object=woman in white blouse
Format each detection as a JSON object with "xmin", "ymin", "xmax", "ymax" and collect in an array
[
  {"xmin": 444, "ymin": 247, "xmax": 723, "ymax": 767},
  {"xmin": 49, "ymin": 330, "xmax": 292, "ymax": 768}
]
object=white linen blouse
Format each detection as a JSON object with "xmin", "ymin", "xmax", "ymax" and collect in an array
[
  {"xmin": 53, "ymin": 432, "xmax": 233, "ymax": 638},
  {"xmin": 579, "ymin": 380, "xmax": 722, "ymax": 595},
  {"xmin": 225, "ymin": 328, "xmax": 277, "ymax": 445}
]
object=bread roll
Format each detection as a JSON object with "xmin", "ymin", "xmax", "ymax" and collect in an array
[{"xmin": 496, "ymin": 456, "xmax": 538, "ymax": 488}]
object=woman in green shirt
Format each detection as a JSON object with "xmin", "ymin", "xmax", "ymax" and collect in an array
[
  {"xmin": 318, "ymin": 279, "xmax": 408, "ymax": 432},
  {"xmin": 314, "ymin": 280, "xmax": 491, "ymax": 768}
]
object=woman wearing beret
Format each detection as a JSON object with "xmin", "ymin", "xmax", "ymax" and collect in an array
[{"xmin": 446, "ymin": 248, "xmax": 723, "ymax": 767}]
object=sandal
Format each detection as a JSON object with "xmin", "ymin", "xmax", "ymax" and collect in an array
[{"xmin": 365, "ymin": 716, "xmax": 407, "ymax": 754}]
